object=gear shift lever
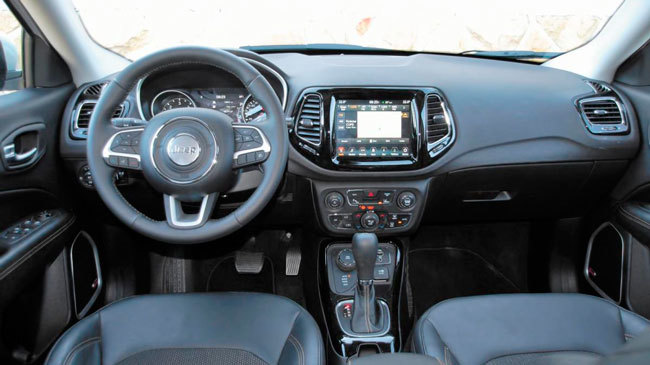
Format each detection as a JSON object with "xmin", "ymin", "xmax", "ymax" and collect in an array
[
  {"xmin": 350, "ymin": 233, "xmax": 383, "ymax": 333},
  {"xmin": 352, "ymin": 233, "xmax": 378, "ymax": 284}
]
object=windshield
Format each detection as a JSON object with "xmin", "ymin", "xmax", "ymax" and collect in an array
[{"xmin": 73, "ymin": 0, "xmax": 622, "ymax": 61}]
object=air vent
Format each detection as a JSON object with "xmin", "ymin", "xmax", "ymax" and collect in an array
[
  {"xmin": 586, "ymin": 80, "xmax": 612, "ymax": 94},
  {"xmin": 426, "ymin": 94, "xmax": 450, "ymax": 144},
  {"xmin": 83, "ymin": 81, "xmax": 108, "ymax": 96},
  {"xmin": 295, "ymin": 94, "xmax": 322, "ymax": 145},
  {"xmin": 75, "ymin": 102, "xmax": 125, "ymax": 129},
  {"xmin": 578, "ymin": 96, "xmax": 627, "ymax": 135}
]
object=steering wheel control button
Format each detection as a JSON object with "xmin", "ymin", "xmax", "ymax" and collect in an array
[
  {"xmin": 104, "ymin": 129, "xmax": 144, "ymax": 170},
  {"xmin": 232, "ymin": 126, "xmax": 270, "ymax": 168},
  {"xmin": 326, "ymin": 192, "xmax": 345, "ymax": 209},
  {"xmin": 166, "ymin": 133, "xmax": 201, "ymax": 166},
  {"xmin": 336, "ymin": 248, "xmax": 356, "ymax": 271},
  {"xmin": 397, "ymin": 191, "xmax": 416, "ymax": 209},
  {"xmin": 234, "ymin": 127, "xmax": 264, "ymax": 151}
]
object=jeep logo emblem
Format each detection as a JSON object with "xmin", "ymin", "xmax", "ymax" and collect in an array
[{"xmin": 166, "ymin": 133, "xmax": 201, "ymax": 166}]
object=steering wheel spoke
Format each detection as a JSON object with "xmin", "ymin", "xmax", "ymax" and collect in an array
[
  {"xmin": 232, "ymin": 124, "xmax": 271, "ymax": 169},
  {"xmin": 102, "ymin": 127, "xmax": 145, "ymax": 170},
  {"xmin": 164, "ymin": 193, "xmax": 218, "ymax": 229}
]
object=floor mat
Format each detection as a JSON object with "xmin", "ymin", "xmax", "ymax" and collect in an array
[
  {"xmin": 409, "ymin": 247, "xmax": 521, "ymax": 316},
  {"xmin": 205, "ymin": 255, "xmax": 275, "ymax": 293}
]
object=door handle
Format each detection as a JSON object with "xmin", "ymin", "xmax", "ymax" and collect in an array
[
  {"xmin": 2, "ymin": 143, "xmax": 38, "ymax": 165},
  {"xmin": 0, "ymin": 122, "xmax": 46, "ymax": 171}
]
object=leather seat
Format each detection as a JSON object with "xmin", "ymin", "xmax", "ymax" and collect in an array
[
  {"xmin": 45, "ymin": 292, "xmax": 324, "ymax": 365},
  {"xmin": 412, "ymin": 293, "xmax": 650, "ymax": 364}
]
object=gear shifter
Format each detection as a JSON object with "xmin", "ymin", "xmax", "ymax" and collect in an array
[{"xmin": 350, "ymin": 232, "xmax": 384, "ymax": 333}]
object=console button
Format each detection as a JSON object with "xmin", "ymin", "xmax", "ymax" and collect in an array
[
  {"xmin": 374, "ymin": 266, "xmax": 390, "ymax": 280},
  {"xmin": 329, "ymin": 215, "xmax": 343, "ymax": 227},
  {"xmin": 397, "ymin": 191, "xmax": 416, "ymax": 209},
  {"xmin": 336, "ymin": 248, "xmax": 356, "ymax": 271},
  {"xmin": 378, "ymin": 190, "xmax": 394, "ymax": 205},
  {"xmin": 360, "ymin": 212, "xmax": 380, "ymax": 230},
  {"xmin": 347, "ymin": 190, "xmax": 363, "ymax": 205},
  {"xmin": 325, "ymin": 192, "xmax": 345, "ymax": 209}
]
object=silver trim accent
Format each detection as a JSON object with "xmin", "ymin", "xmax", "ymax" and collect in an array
[
  {"xmin": 340, "ymin": 335, "xmax": 395, "ymax": 357},
  {"xmin": 244, "ymin": 58, "xmax": 288, "ymax": 111},
  {"xmin": 578, "ymin": 96, "xmax": 628, "ymax": 135},
  {"xmin": 335, "ymin": 299, "xmax": 391, "ymax": 338},
  {"xmin": 344, "ymin": 189, "xmax": 395, "ymax": 207},
  {"xmin": 294, "ymin": 93, "xmax": 323, "ymax": 147},
  {"xmin": 150, "ymin": 117, "xmax": 219, "ymax": 185},
  {"xmin": 101, "ymin": 127, "xmax": 144, "ymax": 163},
  {"xmin": 150, "ymin": 89, "xmax": 196, "ymax": 117},
  {"xmin": 165, "ymin": 194, "xmax": 212, "ymax": 228},
  {"xmin": 70, "ymin": 231, "xmax": 103, "ymax": 319},
  {"xmin": 584, "ymin": 221, "xmax": 624, "ymax": 304},
  {"xmin": 585, "ymin": 80, "xmax": 612, "ymax": 94},
  {"xmin": 425, "ymin": 94, "xmax": 456, "ymax": 158},
  {"xmin": 166, "ymin": 133, "xmax": 202, "ymax": 166},
  {"xmin": 136, "ymin": 58, "xmax": 288, "ymax": 121},
  {"xmin": 232, "ymin": 124, "xmax": 271, "ymax": 160}
]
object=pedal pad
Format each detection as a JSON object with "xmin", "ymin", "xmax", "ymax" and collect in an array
[
  {"xmin": 285, "ymin": 246, "xmax": 301, "ymax": 276},
  {"xmin": 234, "ymin": 251, "xmax": 264, "ymax": 274}
]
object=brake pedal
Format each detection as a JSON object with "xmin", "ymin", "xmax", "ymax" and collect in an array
[{"xmin": 235, "ymin": 251, "xmax": 264, "ymax": 274}]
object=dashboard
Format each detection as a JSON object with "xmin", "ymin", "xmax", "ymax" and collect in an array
[{"xmin": 58, "ymin": 49, "xmax": 641, "ymax": 233}]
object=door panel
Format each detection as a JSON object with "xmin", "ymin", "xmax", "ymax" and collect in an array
[{"xmin": 0, "ymin": 85, "xmax": 77, "ymax": 364}]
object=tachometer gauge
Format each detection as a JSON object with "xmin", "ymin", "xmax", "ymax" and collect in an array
[
  {"xmin": 150, "ymin": 90, "xmax": 196, "ymax": 116},
  {"xmin": 241, "ymin": 95, "xmax": 266, "ymax": 123}
]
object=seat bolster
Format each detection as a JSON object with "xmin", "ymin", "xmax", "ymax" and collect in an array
[
  {"xmin": 411, "ymin": 294, "xmax": 650, "ymax": 364},
  {"xmin": 279, "ymin": 310, "xmax": 325, "ymax": 365},
  {"xmin": 621, "ymin": 309, "xmax": 650, "ymax": 340},
  {"xmin": 412, "ymin": 311, "xmax": 455, "ymax": 365},
  {"xmin": 45, "ymin": 312, "xmax": 102, "ymax": 365}
]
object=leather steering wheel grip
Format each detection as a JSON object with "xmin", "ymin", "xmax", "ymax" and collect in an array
[{"xmin": 86, "ymin": 47, "xmax": 288, "ymax": 244}]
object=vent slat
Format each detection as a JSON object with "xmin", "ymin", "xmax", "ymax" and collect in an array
[
  {"xmin": 580, "ymin": 98, "xmax": 623, "ymax": 126},
  {"xmin": 75, "ymin": 103, "xmax": 124, "ymax": 129},
  {"xmin": 425, "ymin": 94, "xmax": 449, "ymax": 144},
  {"xmin": 295, "ymin": 94, "xmax": 322, "ymax": 145}
]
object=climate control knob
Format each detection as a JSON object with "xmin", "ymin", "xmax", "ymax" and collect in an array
[
  {"xmin": 360, "ymin": 212, "xmax": 380, "ymax": 230},
  {"xmin": 325, "ymin": 192, "xmax": 345, "ymax": 209},
  {"xmin": 397, "ymin": 191, "xmax": 416, "ymax": 209}
]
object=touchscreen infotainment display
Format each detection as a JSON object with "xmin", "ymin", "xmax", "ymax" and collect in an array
[{"xmin": 334, "ymin": 99, "xmax": 412, "ymax": 158}]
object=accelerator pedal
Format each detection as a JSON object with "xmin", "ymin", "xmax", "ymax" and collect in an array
[
  {"xmin": 285, "ymin": 247, "xmax": 301, "ymax": 276},
  {"xmin": 234, "ymin": 251, "xmax": 265, "ymax": 274}
]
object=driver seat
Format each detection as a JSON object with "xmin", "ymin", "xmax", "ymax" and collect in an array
[{"xmin": 45, "ymin": 292, "xmax": 324, "ymax": 365}]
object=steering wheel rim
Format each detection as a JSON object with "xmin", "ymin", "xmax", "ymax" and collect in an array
[{"xmin": 86, "ymin": 47, "xmax": 288, "ymax": 244}]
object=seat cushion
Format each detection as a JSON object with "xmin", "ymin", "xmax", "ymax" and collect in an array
[
  {"xmin": 45, "ymin": 292, "xmax": 324, "ymax": 365},
  {"xmin": 412, "ymin": 293, "xmax": 649, "ymax": 365}
]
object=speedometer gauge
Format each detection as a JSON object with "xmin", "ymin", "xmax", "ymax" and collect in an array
[
  {"xmin": 241, "ymin": 95, "xmax": 266, "ymax": 123},
  {"xmin": 150, "ymin": 90, "xmax": 196, "ymax": 116}
]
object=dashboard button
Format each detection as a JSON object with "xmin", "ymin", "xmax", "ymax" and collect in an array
[
  {"xmin": 347, "ymin": 190, "xmax": 363, "ymax": 205},
  {"xmin": 378, "ymin": 190, "xmax": 394, "ymax": 204},
  {"xmin": 397, "ymin": 191, "xmax": 416, "ymax": 209},
  {"xmin": 325, "ymin": 192, "xmax": 345, "ymax": 209}
]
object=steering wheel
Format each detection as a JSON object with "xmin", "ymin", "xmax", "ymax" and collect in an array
[{"xmin": 86, "ymin": 47, "xmax": 288, "ymax": 244}]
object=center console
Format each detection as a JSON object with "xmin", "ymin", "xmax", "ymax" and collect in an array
[{"xmin": 323, "ymin": 235, "xmax": 401, "ymax": 358}]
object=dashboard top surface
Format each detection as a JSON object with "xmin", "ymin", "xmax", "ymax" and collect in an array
[{"xmin": 59, "ymin": 51, "xmax": 640, "ymax": 180}]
